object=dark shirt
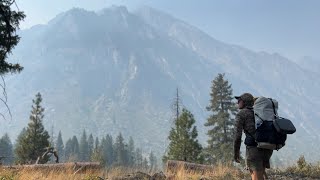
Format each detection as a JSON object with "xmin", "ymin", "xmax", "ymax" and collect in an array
[{"xmin": 233, "ymin": 107, "xmax": 256, "ymax": 156}]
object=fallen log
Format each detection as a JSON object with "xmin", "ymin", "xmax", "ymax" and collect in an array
[
  {"xmin": 166, "ymin": 160, "xmax": 214, "ymax": 174},
  {"xmin": 2, "ymin": 162, "xmax": 101, "ymax": 174}
]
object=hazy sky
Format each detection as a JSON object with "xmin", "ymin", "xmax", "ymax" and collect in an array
[{"xmin": 14, "ymin": 0, "xmax": 320, "ymax": 61}]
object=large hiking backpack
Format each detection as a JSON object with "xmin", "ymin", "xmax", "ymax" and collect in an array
[{"xmin": 253, "ymin": 97, "xmax": 296, "ymax": 150}]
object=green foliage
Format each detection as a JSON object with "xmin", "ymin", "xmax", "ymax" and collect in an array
[
  {"xmin": 164, "ymin": 108, "xmax": 203, "ymax": 163},
  {"xmin": 88, "ymin": 134, "xmax": 94, "ymax": 160},
  {"xmin": 142, "ymin": 157, "xmax": 149, "ymax": 169},
  {"xmin": 205, "ymin": 73, "xmax": 237, "ymax": 163},
  {"xmin": 149, "ymin": 151, "xmax": 157, "ymax": 171},
  {"xmin": 0, "ymin": 133, "xmax": 14, "ymax": 165},
  {"xmin": 101, "ymin": 134, "xmax": 114, "ymax": 166},
  {"xmin": 55, "ymin": 131, "xmax": 64, "ymax": 162},
  {"xmin": 14, "ymin": 93, "xmax": 50, "ymax": 164},
  {"xmin": 128, "ymin": 137, "xmax": 135, "ymax": 166},
  {"xmin": 91, "ymin": 137, "xmax": 104, "ymax": 164},
  {"xmin": 64, "ymin": 136, "xmax": 80, "ymax": 161},
  {"xmin": 113, "ymin": 133, "xmax": 127, "ymax": 166},
  {"xmin": 0, "ymin": 0, "xmax": 25, "ymax": 74},
  {"xmin": 135, "ymin": 148, "xmax": 143, "ymax": 167},
  {"xmin": 79, "ymin": 130, "xmax": 89, "ymax": 161}
]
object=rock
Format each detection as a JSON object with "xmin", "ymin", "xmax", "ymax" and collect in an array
[
  {"xmin": 111, "ymin": 172, "xmax": 151, "ymax": 180},
  {"xmin": 151, "ymin": 171, "xmax": 166, "ymax": 180}
]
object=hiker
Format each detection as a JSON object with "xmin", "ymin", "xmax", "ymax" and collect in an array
[{"xmin": 233, "ymin": 93, "xmax": 273, "ymax": 180}]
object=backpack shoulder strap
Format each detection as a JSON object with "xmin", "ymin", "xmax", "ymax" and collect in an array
[
  {"xmin": 244, "ymin": 129, "xmax": 255, "ymax": 140},
  {"xmin": 268, "ymin": 98, "xmax": 277, "ymax": 119}
]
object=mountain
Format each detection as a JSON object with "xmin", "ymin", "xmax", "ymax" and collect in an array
[
  {"xmin": 295, "ymin": 56, "xmax": 320, "ymax": 75},
  {"xmin": 3, "ymin": 6, "xmax": 320, "ymax": 162}
]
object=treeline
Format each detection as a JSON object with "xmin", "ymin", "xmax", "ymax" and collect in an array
[
  {"xmin": 0, "ymin": 93, "xmax": 157, "ymax": 171},
  {"xmin": 0, "ymin": 131, "xmax": 157, "ymax": 170},
  {"xmin": 57, "ymin": 130, "xmax": 157, "ymax": 170}
]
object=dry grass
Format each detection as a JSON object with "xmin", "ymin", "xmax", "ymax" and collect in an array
[
  {"xmin": 0, "ymin": 166, "xmax": 152, "ymax": 180},
  {"xmin": 166, "ymin": 162, "xmax": 247, "ymax": 180},
  {"xmin": 0, "ymin": 163, "xmax": 249, "ymax": 180},
  {"xmin": 273, "ymin": 155, "xmax": 320, "ymax": 179}
]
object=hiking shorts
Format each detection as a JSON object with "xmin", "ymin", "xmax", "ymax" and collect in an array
[{"xmin": 245, "ymin": 146, "xmax": 273, "ymax": 171}]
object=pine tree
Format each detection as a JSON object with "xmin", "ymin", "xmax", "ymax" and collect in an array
[
  {"xmin": 64, "ymin": 138, "xmax": 72, "ymax": 161},
  {"xmin": 79, "ymin": 130, "xmax": 89, "ymax": 161},
  {"xmin": 149, "ymin": 151, "xmax": 157, "ymax": 171},
  {"xmin": 94, "ymin": 137, "xmax": 100, "ymax": 151},
  {"xmin": 163, "ymin": 108, "xmax": 203, "ymax": 163},
  {"xmin": 135, "ymin": 148, "xmax": 143, "ymax": 168},
  {"xmin": 0, "ymin": 133, "xmax": 13, "ymax": 165},
  {"xmin": 71, "ymin": 136, "xmax": 79, "ymax": 161},
  {"xmin": 14, "ymin": 93, "xmax": 50, "ymax": 164},
  {"xmin": 101, "ymin": 134, "xmax": 114, "ymax": 166},
  {"xmin": 114, "ymin": 133, "xmax": 127, "ymax": 166},
  {"xmin": 91, "ymin": 137, "xmax": 104, "ymax": 164},
  {"xmin": 88, "ymin": 134, "xmax": 94, "ymax": 160},
  {"xmin": 14, "ymin": 128, "xmax": 26, "ymax": 163},
  {"xmin": 128, "ymin": 136, "xmax": 135, "ymax": 166},
  {"xmin": 142, "ymin": 157, "xmax": 149, "ymax": 170},
  {"xmin": 0, "ymin": 0, "xmax": 25, "ymax": 75},
  {"xmin": 55, "ymin": 131, "xmax": 64, "ymax": 162},
  {"xmin": 205, "ymin": 73, "xmax": 237, "ymax": 163},
  {"xmin": 65, "ymin": 136, "xmax": 80, "ymax": 162}
]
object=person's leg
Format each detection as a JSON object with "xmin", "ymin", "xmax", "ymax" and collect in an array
[
  {"xmin": 262, "ymin": 149, "xmax": 273, "ymax": 179},
  {"xmin": 251, "ymin": 170, "xmax": 264, "ymax": 180},
  {"xmin": 263, "ymin": 168, "xmax": 268, "ymax": 179},
  {"xmin": 246, "ymin": 146, "xmax": 266, "ymax": 180}
]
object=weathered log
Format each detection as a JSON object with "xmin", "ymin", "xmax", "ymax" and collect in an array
[
  {"xmin": 2, "ymin": 162, "xmax": 101, "ymax": 173},
  {"xmin": 166, "ymin": 160, "xmax": 214, "ymax": 174}
]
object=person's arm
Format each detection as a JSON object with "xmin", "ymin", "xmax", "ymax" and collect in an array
[{"xmin": 234, "ymin": 111, "xmax": 244, "ymax": 162}]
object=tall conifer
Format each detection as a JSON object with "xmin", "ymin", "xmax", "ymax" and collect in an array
[{"xmin": 205, "ymin": 73, "xmax": 237, "ymax": 163}]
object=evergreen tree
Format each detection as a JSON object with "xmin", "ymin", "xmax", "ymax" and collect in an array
[
  {"xmin": 114, "ymin": 133, "xmax": 127, "ymax": 166},
  {"xmin": 14, "ymin": 128, "xmax": 26, "ymax": 163},
  {"xmin": 94, "ymin": 137, "xmax": 100, "ymax": 151},
  {"xmin": 149, "ymin": 151, "xmax": 157, "ymax": 171},
  {"xmin": 163, "ymin": 108, "xmax": 203, "ymax": 163},
  {"xmin": 0, "ymin": 133, "xmax": 13, "ymax": 165},
  {"xmin": 79, "ymin": 130, "xmax": 89, "ymax": 161},
  {"xmin": 100, "ymin": 135, "xmax": 114, "ymax": 166},
  {"xmin": 65, "ymin": 136, "xmax": 80, "ymax": 161},
  {"xmin": 14, "ymin": 93, "xmax": 50, "ymax": 164},
  {"xmin": 142, "ymin": 157, "xmax": 149, "ymax": 170},
  {"xmin": 91, "ymin": 137, "xmax": 103, "ymax": 164},
  {"xmin": 71, "ymin": 136, "xmax": 79, "ymax": 161},
  {"xmin": 128, "ymin": 136, "xmax": 135, "ymax": 166},
  {"xmin": 88, "ymin": 134, "xmax": 94, "ymax": 160},
  {"xmin": 64, "ymin": 138, "xmax": 73, "ymax": 161},
  {"xmin": 103, "ymin": 134, "xmax": 114, "ymax": 166},
  {"xmin": 0, "ymin": 0, "xmax": 25, "ymax": 75},
  {"xmin": 135, "ymin": 148, "xmax": 143, "ymax": 168},
  {"xmin": 205, "ymin": 73, "xmax": 237, "ymax": 163},
  {"xmin": 55, "ymin": 131, "xmax": 64, "ymax": 162}
]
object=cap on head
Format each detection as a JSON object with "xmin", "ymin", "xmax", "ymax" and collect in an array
[{"xmin": 235, "ymin": 93, "xmax": 254, "ymax": 107}]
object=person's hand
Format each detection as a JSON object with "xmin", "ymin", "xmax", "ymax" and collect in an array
[{"xmin": 234, "ymin": 153, "xmax": 240, "ymax": 163}]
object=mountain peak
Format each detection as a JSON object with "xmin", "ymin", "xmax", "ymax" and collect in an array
[{"xmin": 98, "ymin": 5, "xmax": 129, "ymax": 16}]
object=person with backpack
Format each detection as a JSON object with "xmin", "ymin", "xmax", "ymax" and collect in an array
[{"xmin": 233, "ymin": 93, "xmax": 273, "ymax": 180}]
